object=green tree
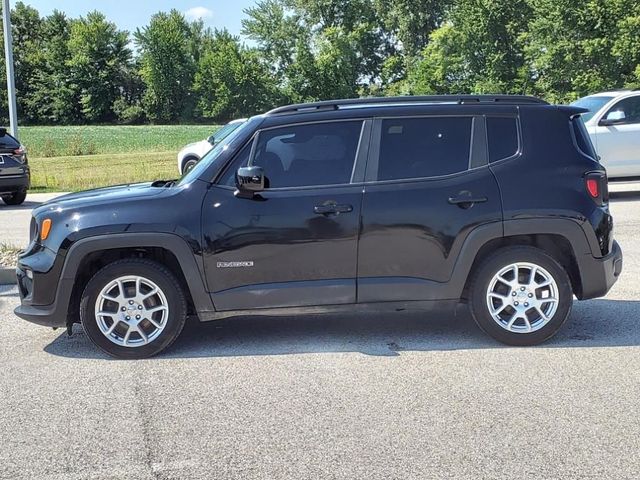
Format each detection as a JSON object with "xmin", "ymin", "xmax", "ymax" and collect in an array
[
  {"xmin": 243, "ymin": 0, "xmax": 392, "ymax": 101},
  {"xmin": 374, "ymin": 0, "xmax": 453, "ymax": 58},
  {"xmin": 524, "ymin": 0, "xmax": 640, "ymax": 102},
  {"xmin": 406, "ymin": 0, "xmax": 532, "ymax": 95},
  {"xmin": 67, "ymin": 11, "xmax": 131, "ymax": 122},
  {"xmin": 25, "ymin": 10, "xmax": 82, "ymax": 124},
  {"xmin": 242, "ymin": 0, "xmax": 307, "ymax": 83},
  {"xmin": 134, "ymin": 10, "xmax": 196, "ymax": 123},
  {"xmin": 194, "ymin": 30, "xmax": 282, "ymax": 120},
  {"xmin": 9, "ymin": 2, "xmax": 44, "ymax": 123}
]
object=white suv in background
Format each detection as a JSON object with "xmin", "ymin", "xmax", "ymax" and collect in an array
[
  {"xmin": 177, "ymin": 118, "xmax": 247, "ymax": 174},
  {"xmin": 572, "ymin": 90, "xmax": 640, "ymax": 180}
]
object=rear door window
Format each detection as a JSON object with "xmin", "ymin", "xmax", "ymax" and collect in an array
[
  {"xmin": 486, "ymin": 117, "xmax": 519, "ymax": 162},
  {"xmin": 375, "ymin": 117, "xmax": 473, "ymax": 181}
]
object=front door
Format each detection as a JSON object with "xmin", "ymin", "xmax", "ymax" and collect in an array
[
  {"xmin": 202, "ymin": 119, "xmax": 369, "ymax": 311},
  {"xmin": 357, "ymin": 115, "xmax": 503, "ymax": 302}
]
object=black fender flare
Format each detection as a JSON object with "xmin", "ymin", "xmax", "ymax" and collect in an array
[
  {"xmin": 60, "ymin": 232, "xmax": 214, "ymax": 315},
  {"xmin": 446, "ymin": 218, "xmax": 593, "ymax": 299}
]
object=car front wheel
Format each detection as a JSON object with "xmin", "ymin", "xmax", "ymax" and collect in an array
[
  {"xmin": 80, "ymin": 258, "xmax": 187, "ymax": 359},
  {"xmin": 469, "ymin": 246, "xmax": 573, "ymax": 346}
]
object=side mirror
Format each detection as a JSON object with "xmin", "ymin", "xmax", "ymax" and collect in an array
[
  {"xmin": 599, "ymin": 110, "xmax": 626, "ymax": 126},
  {"xmin": 207, "ymin": 134, "xmax": 216, "ymax": 145},
  {"xmin": 235, "ymin": 166, "xmax": 265, "ymax": 198}
]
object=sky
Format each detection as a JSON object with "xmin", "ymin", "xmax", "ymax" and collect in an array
[{"xmin": 19, "ymin": 0, "xmax": 258, "ymax": 37}]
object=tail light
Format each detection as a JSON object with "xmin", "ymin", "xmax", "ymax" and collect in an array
[
  {"xmin": 13, "ymin": 146, "xmax": 27, "ymax": 164},
  {"xmin": 585, "ymin": 171, "xmax": 608, "ymax": 206}
]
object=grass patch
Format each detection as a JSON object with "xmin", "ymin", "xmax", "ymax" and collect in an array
[
  {"xmin": 20, "ymin": 124, "xmax": 224, "ymax": 192},
  {"xmin": 19, "ymin": 125, "xmax": 221, "ymax": 158},
  {"xmin": 29, "ymin": 151, "xmax": 180, "ymax": 192},
  {"xmin": 0, "ymin": 243, "xmax": 21, "ymax": 268}
]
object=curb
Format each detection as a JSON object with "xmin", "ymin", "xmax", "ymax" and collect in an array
[{"xmin": 0, "ymin": 267, "xmax": 16, "ymax": 285}]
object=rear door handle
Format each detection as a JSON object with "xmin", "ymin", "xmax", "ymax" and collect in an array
[
  {"xmin": 448, "ymin": 193, "xmax": 488, "ymax": 209},
  {"xmin": 314, "ymin": 203, "xmax": 353, "ymax": 215}
]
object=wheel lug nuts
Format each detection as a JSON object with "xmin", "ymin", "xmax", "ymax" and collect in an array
[
  {"xmin": 520, "ymin": 287, "xmax": 525, "ymax": 291},
  {"xmin": 528, "ymin": 293, "xmax": 533, "ymax": 298},
  {"xmin": 129, "ymin": 300, "xmax": 134, "ymax": 305},
  {"xmin": 136, "ymin": 315, "xmax": 141, "ymax": 320},
  {"xmin": 121, "ymin": 306, "xmax": 126, "ymax": 311},
  {"xmin": 514, "ymin": 301, "xmax": 519, "ymax": 306},
  {"xmin": 138, "ymin": 305, "xmax": 142, "ymax": 310},
  {"xmin": 126, "ymin": 316, "xmax": 130, "ymax": 320},
  {"xmin": 512, "ymin": 292, "xmax": 517, "ymax": 296},
  {"xmin": 524, "ymin": 302, "xmax": 529, "ymax": 307}
]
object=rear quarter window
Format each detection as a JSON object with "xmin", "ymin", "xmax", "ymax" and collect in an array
[
  {"xmin": 571, "ymin": 116, "xmax": 597, "ymax": 160},
  {"xmin": 486, "ymin": 117, "xmax": 519, "ymax": 162}
]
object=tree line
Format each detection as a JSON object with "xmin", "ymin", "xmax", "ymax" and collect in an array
[{"xmin": 1, "ymin": 0, "xmax": 639, "ymax": 126}]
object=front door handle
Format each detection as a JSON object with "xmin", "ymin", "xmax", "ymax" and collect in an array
[
  {"xmin": 314, "ymin": 203, "xmax": 353, "ymax": 215},
  {"xmin": 448, "ymin": 192, "xmax": 488, "ymax": 209}
]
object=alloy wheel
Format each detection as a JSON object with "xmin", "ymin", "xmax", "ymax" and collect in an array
[
  {"xmin": 485, "ymin": 262, "xmax": 559, "ymax": 333},
  {"xmin": 94, "ymin": 275, "xmax": 169, "ymax": 347}
]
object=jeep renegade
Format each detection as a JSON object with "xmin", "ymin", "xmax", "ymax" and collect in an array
[{"xmin": 15, "ymin": 95, "xmax": 623, "ymax": 358}]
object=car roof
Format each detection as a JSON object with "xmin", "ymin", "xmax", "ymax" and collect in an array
[{"xmin": 586, "ymin": 90, "xmax": 639, "ymax": 97}]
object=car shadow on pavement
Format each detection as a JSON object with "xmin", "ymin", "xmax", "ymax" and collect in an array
[{"xmin": 43, "ymin": 298, "xmax": 640, "ymax": 360}]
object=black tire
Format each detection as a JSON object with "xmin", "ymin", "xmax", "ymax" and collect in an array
[
  {"xmin": 182, "ymin": 157, "xmax": 199, "ymax": 174},
  {"xmin": 80, "ymin": 258, "xmax": 187, "ymax": 359},
  {"xmin": 468, "ymin": 246, "xmax": 573, "ymax": 346},
  {"xmin": 1, "ymin": 190, "xmax": 27, "ymax": 205}
]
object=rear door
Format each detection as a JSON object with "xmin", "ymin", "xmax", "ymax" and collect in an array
[{"xmin": 357, "ymin": 114, "xmax": 503, "ymax": 302}]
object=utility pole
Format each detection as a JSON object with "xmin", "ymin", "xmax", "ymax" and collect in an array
[{"xmin": 2, "ymin": 0, "xmax": 17, "ymax": 137}]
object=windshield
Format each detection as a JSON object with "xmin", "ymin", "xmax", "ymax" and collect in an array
[
  {"xmin": 178, "ymin": 117, "xmax": 257, "ymax": 186},
  {"xmin": 571, "ymin": 95, "xmax": 615, "ymax": 122}
]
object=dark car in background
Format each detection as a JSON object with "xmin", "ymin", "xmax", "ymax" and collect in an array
[{"xmin": 0, "ymin": 128, "xmax": 29, "ymax": 206}]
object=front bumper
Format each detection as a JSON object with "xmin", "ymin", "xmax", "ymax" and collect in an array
[
  {"xmin": 577, "ymin": 240, "xmax": 623, "ymax": 300},
  {"xmin": 0, "ymin": 173, "xmax": 29, "ymax": 195},
  {"xmin": 14, "ymin": 246, "xmax": 70, "ymax": 328}
]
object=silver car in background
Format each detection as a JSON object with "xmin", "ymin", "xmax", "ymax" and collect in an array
[
  {"xmin": 571, "ymin": 90, "xmax": 640, "ymax": 180},
  {"xmin": 177, "ymin": 118, "xmax": 247, "ymax": 174}
]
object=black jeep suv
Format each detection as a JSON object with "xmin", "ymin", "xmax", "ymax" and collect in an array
[
  {"xmin": 15, "ymin": 95, "xmax": 622, "ymax": 358},
  {"xmin": 0, "ymin": 128, "xmax": 29, "ymax": 206}
]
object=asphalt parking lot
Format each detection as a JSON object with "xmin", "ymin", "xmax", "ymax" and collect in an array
[{"xmin": 1, "ymin": 186, "xmax": 640, "ymax": 479}]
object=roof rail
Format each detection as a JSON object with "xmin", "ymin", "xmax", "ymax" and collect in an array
[{"xmin": 266, "ymin": 95, "xmax": 549, "ymax": 115}]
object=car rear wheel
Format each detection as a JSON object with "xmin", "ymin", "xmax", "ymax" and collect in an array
[
  {"xmin": 469, "ymin": 246, "xmax": 573, "ymax": 346},
  {"xmin": 1, "ymin": 190, "xmax": 27, "ymax": 205},
  {"xmin": 80, "ymin": 258, "xmax": 187, "ymax": 359}
]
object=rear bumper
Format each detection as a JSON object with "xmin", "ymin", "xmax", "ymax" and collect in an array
[
  {"xmin": 577, "ymin": 240, "xmax": 623, "ymax": 300},
  {"xmin": 0, "ymin": 173, "xmax": 29, "ymax": 194}
]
